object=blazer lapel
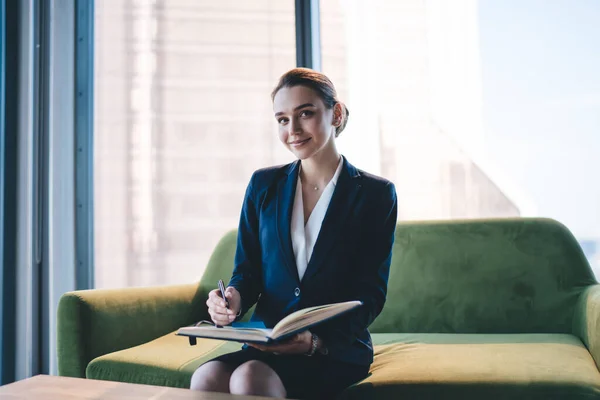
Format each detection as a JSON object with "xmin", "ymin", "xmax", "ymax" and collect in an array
[
  {"xmin": 276, "ymin": 160, "xmax": 301, "ymax": 283},
  {"xmin": 301, "ymin": 157, "xmax": 361, "ymax": 283}
]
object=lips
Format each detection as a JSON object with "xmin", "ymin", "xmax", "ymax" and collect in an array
[{"xmin": 289, "ymin": 138, "xmax": 311, "ymax": 147}]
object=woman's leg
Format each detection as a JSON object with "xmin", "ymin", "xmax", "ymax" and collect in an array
[
  {"xmin": 189, "ymin": 361, "xmax": 234, "ymax": 392},
  {"xmin": 229, "ymin": 360, "xmax": 287, "ymax": 398}
]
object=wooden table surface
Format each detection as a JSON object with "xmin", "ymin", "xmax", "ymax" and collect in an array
[{"xmin": 0, "ymin": 375, "xmax": 273, "ymax": 399}]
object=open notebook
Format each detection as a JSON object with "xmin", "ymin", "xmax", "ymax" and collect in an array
[{"xmin": 177, "ymin": 300, "xmax": 362, "ymax": 345}]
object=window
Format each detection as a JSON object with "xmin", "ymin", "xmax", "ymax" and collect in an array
[
  {"xmin": 321, "ymin": 0, "xmax": 600, "ymax": 276},
  {"xmin": 94, "ymin": 0, "xmax": 296, "ymax": 288}
]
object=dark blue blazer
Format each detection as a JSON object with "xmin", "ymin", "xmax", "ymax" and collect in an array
[{"xmin": 228, "ymin": 156, "xmax": 397, "ymax": 366}]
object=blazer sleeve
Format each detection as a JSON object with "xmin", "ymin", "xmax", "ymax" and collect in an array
[
  {"xmin": 315, "ymin": 181, "xmax": 398, "ymax": 347},
  {"xmin": 227, "ymin": 174, "xmax": 263, "ymax": 317}
]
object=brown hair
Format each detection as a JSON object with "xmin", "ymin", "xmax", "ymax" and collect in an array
[{"xmin": 271, "ymin": 68, "xmax": 349, "ymax": 137}]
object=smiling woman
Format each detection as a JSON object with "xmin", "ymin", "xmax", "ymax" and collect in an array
[
  {"xmin": 188, "ymin": 68, "xmax": 398, "ymax": 399},
  {"xmin": 273, "ymin": 69, "xmax": 349, "ymax": 200},
  {"xmin": 273, "ymin": 68, "xmax": 350, "ymax": 138}
]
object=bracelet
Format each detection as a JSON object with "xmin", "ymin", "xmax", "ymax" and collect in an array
[
  {"xmin": 232, "ymin": 288, "xmax": 242, "ymax": 318},
  {"xmin": 306, "ymin": 333, "xmax": 319, "ymax": 356}
]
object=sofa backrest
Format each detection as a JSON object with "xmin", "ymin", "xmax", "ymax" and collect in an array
[
  {"xmin": 369, "ymin": 218, "xmax": 597, "ymax": 334},
  {"xmin": 199, "ymin": 230, "xmax": 255, "ymax": 322},
  {"xmin": 201, "ymin": 218, "xmax": 597, "ymax": 333}
]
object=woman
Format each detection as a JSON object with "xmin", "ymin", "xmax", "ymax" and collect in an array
[{"xmin": 190, "ymin": 68, "xmax": 397, "ymax": 399}]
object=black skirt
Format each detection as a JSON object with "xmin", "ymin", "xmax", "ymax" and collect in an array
[{"xmin": 208, "ymin": 347, "xmax": 370, "ymax": 399}]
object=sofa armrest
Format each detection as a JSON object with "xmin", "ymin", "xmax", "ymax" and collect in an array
[
  {"xmin": 57, "ymin": 283, "xmax": 209, "ymax": 378},
  {"xmin": 573, "ymin": 284, "xmax": 600, "ymax": 370}
]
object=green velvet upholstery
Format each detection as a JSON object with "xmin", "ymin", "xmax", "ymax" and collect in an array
[
  {"xmin": 82, "ymin": 331, "xmax": 600, "ymax": 398},
  {"xmin": 57, "ymin": 218, "xmax": 600, "ymax": 398},
  {"xmin": 57, "ymin": 284, "xmax": 208, "ymax": 379},
  {"xmin": 57, "ymin": 230, "xmax": 252, "ymax": 379},
  {"xmin": 574, "ymin": 284, "xmax": 600, "ymax": 370},
  {"xmin": 344, "ymin": 333, "xmax": 600, "ymax": 399},
  {"xmin": 86, "ymin": 332, "xmax": 241, "ymax": 387},
  {"xmin": 370, "ymin": 218, "xmax": 597, "ymax": 334}
]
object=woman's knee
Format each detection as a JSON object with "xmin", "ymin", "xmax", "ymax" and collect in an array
[
  {"xmin": 190, "ymin": 361, "xmax": 232, "ymax": 392},
  {"xmin": 229, "ymin": 360, "xmax": 286, "ymax": 397}
]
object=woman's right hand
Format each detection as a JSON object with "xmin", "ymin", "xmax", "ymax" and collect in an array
[{"xmin": 206, "ymin": 286, "xmax": 242, "ymax": 326}]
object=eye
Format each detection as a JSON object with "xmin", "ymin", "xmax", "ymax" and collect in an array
[
  {"xmin": 300, "ymin": 110, "xmax": 313, "ymax": 118},
  {"xmin": 277, "ymin": 117, "xmax": 289, "ymax": 125}
]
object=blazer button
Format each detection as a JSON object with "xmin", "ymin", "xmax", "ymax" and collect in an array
[{"xmin": 294, "ymin": 287, "xmax": 301, "ymax": 297}]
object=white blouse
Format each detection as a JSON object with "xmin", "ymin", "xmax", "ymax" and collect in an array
[{"xmin": 291, "ymin": 156, "xmax": 344, "ymax": 281}]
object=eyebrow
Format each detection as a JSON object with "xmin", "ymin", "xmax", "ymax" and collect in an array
[{"xmin": 274, "ymin": 103, "xmax": 316, "ymax": 117}]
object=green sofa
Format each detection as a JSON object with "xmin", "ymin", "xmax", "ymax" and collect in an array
[{"xmin": 57, "ymin": 218, "xmax": 600, "ymax": 399}]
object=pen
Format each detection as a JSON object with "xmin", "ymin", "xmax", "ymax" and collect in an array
[{"xmin": 218, "ymin": 279, "xmax": 229, "ymax": 309}]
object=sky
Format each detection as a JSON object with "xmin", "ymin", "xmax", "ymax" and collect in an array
[{"xmin": 478, "ymin": 0, "xmax": 600, "ymax": 240}]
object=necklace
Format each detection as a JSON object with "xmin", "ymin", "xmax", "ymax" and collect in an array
[
  {"xmin": 300, "ymin": 172, "xmax": 320, "ymax": 191},
  {"xmin": 301, "ymin": 155, "xmax": 341, "ymax": 192},
  {"xmin": 303, "ymin": 182, "xmax": 319, "ymax": 191}
]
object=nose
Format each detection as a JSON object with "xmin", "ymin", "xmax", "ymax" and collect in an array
[{"xmin": 288, "ymin": 117, "xmax": 301, "ymax": 135}]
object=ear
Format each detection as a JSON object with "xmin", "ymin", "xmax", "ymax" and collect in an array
[{"xmin": 332, "ymin": 103, "xmax": 343, "ymax": 127}]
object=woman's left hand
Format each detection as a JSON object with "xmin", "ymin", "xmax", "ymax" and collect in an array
[{"xmin": 246, "ymin": 330, "xmax": 312, "ymax": 355}]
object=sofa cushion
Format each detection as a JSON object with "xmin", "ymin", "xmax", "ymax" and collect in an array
[
  {"xmin": 86, "ymin": 330, "xmax": 243, "ymax": 388},
  {"xmin": 87, "ymin": 330, "xmax": 600, "ymax": 398},
  {"xmin": 341, "ymin": 333, "xmax": 600, "ymax": 399}
]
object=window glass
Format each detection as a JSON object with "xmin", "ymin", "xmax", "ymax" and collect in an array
[
  {"xmin": 94, "ymin": 0, "xmax": 296, "ymax": 288},
  {"xmin": 321, "ymin": 0, "xmax": 600, "ymax": 276}
]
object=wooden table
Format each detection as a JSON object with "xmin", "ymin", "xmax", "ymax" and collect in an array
[{"xmin": 0, "ymin": 375, "xmax": 272, "ymax": 399}]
